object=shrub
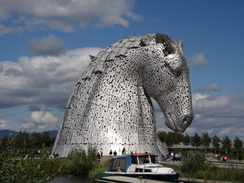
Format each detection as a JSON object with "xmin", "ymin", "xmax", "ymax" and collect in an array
[
  {"xmin": 66, "ymin": 145, "xmax": 98, "ymax": 176},
  {"xmin": 181, "ymin": 151, "xmax": 207, "ymax": 174},
  {"xmin": 0, "ymin": 137, "xmax": 55, "ymax": 183},
  {"xmin": 88, "ymin": 158, "xmax": 110, "ymax": 179}
]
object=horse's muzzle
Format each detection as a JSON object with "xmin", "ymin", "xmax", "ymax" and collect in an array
[{"xmin": 166, "ymin": 113, "xmax": 194, "ymax": 133}]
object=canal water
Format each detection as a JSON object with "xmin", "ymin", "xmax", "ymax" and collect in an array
[{"xmin": 50, "ymin": 176, "xmax": 95, "ymax": 183}]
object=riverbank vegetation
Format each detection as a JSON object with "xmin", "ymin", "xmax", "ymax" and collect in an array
[
  {"xmin": 164, "ymin": 150, "xmax": 244, "ymax": 182},
  {"xmin": 158, "ymin": 131, "xmax": 244, "ymax": 162},
  {"xmin": 0, "ymin": 136, "xmax": 56, "ymax": 183}
]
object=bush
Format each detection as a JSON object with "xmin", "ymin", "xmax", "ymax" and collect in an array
[
  {"xmin": 181, "ymin": 151, "xmax": 207, "ymax": 174},
  {"xmin": 66, "ymin": 145, "xmax": 98, "ymax": 176},
  {"xmin": 0, "ymin": 137, "xmax": 55, "ymax": 183},
  {"xmin": 88, "ymin": 158, "xmax": 110, "ymax": 179}
]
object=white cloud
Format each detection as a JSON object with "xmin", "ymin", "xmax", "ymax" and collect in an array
[
  {"xmin": 184, "ymin": 127, "xmax": 198, "ymax": 134},
  {"xmin": 0, "ymin": 120, "xmax": 8, "ymax": 129},
  {"xmin": 0, "ymin": 25, "xmax": 14, "ymax": 35},
  {"xmin": 20, "ymin": 111, "xmax": 59, "ymax": 132},
  {"xmin": 0, "ymin": 0, "xmax": 140, "ymax": 34},
  {"xmin": 0, "ymin": 47, "xmax": 102, "ymax": 109},
  {"xmin": 27, "ymin": 35, "xmax": 66, "ymax": 56},
  {"xmin": 189, "ymin": 93, "xmax": 244, "ymax": 139},
  {"xmin": 21, "ymin": 122, "xmax": 34, "ymax": 129},
  {"xmin": 195, "ymin": 83, "xmax": 220, "ymax": 92},
  {"xmin": 217, "ymin": 128, "xmax": 230, "ymax": 136},
  {"xmin": 154, "ymin": 92, "xmax": 244, "ymax": 140},
  {"xmin": 30, "ymin": 111, "xmax": 58, "ymax": 124},
  {"xmin": 189, "ymin": 53, "xmax": 208, "ymax": 68}
]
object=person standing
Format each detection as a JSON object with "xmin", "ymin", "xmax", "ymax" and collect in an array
[
  {"xmin": 100, "ymin": 148, "xmax": 103, "ymax": 158},
  {"xmin": 122, "ymin": 147, "xmax": 126, "ymax": 154}
]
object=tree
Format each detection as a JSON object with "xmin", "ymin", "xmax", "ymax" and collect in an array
[
  {"xmin": 233, "ymin": 137, "xmax": 243, "ymax": 154},
  {"xmin": 1, "ymin": 135, "xmax": 9, "ymax": 149},
  {"xmin": 212, "ymin": 135, "xmax": 220, "ymax": 154},
  {"xmin": 174, "ymin": 133, "xmax": 184, "ymax": 144},
  {"xmin": 42, "ymin": 131, "xmax": 52, "ymax": 147},
  {"xmin": 30, "ymin": 132, "xmax": 42, "ymax": 148},
  {"xmin": 0, "ymin": 136, "xmax": 55, "ymax": 182},
  {"xmin": 221, "ymin": 136, "xmax": 232, "ymax": 154},
  {"xmin": 191, "ymin": 133, "xmax": 201, "ymax": 148},
  {"xmin": 14, "ymin": 131, "xmax": 30, "ymax": 152},
  {"xmin": 158, "ymin": 131, "xmax": 174, "ymax": 147},
  {"xmin": 182, "ymin": 134, "xmax": 190, "ymax": 146},
  {"xmin": 201, "ymin": 132, "xmax": 211, "ymax": 152}
]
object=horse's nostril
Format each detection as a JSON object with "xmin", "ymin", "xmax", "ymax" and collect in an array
[
  {"xmin": 182, "ymin": 114, "xmax": 194, "ymax": 123},
  {"xmin": 182, "ymin": 116, "xmax": 187, "ymax": 123}
]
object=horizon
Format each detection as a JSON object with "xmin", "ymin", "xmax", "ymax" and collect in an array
[{"xmin": 0, "ymin": 129, "xmax": 241, "ymax": 141}]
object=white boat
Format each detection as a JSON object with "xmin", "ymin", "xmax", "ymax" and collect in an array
[{"xmin": 95, "ymin": 153, "xmax": 179, "ymax": 182}]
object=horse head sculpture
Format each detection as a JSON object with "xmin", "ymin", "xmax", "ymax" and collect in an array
[
  {"xmin": 140, "ymin": 34, "xmax": 193, "ymax": 133},
  {"xmin": 53, "ymin": 33, "xmax": 193, "ymax": 157}
]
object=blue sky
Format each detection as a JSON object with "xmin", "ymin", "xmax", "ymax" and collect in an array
[{"xmin": 0, "ymin": 0, "xmax": 244, "ymax": 140}]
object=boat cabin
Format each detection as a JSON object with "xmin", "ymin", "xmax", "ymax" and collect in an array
[{"xmin": 107, "ymin": 153, "xmax": 159, "ymax": 173}]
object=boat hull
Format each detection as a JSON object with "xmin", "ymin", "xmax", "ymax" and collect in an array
[{"xmin": 95, "ymin": 172, "xmax": 180, "ymax": 183}]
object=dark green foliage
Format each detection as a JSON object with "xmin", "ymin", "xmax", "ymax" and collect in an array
[
  {"xmin": 31, "ymin": 132, "xmax": 43, "ymax": 148},
  {"xmin": 42, "ymin": 131, "xmax": 53, "ymax": 147},
  {"xmin": 66, "ymin": 145, "xmax": 98, "ymax": 176},
  {"xmin": 157, "ymin": 131, "xmax": 184, "ymax": 147},
  {"xmin": 0, "ymin": 136, "xmax": 55, "ymax": 183},
  {"xmin": 212, "ymin": 135, "xmax": 220, "ymax": 153},
  {"xmin": 233, "ymin": 137, "xmax": 243, "ymax": 154},
  {"xmin": 88, "ymin": 158, "xmax": 110, "ymax": 179},
  {"xmin": 181, "ymin": 151, "xmax": 207, "ymax": 174},
  {"xmin": 201, "ymin": 132, "xmax": 211, "ymax": 152},
  {"xmin": 0, "ymin": 131, "xmax": 55, "ymax": 152},
  {"xmin": 191, "ymin": 133, "xmax": 201, "ymax": 147},
  {"xmin": 182, "ymin": 166, "xmax": 244, "ymax": 182},
  {"xmin": 182, "ymin": 134, "xmax": 190, "ymax": 145},
  {"xmin": 221, "ymin": 136, "xmax": 232, "ymax": 154}
]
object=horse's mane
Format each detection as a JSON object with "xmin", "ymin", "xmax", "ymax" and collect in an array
[
  {"xmin": 81, "ymin": 33, "xmax": 175, "ymax": 80},
  {"xmin": 65, "ymin": 33, "xmax": 175, "ymax": 116}
]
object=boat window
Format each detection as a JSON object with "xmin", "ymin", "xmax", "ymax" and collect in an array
[
  {"xmin": 131, "ymin": 156, "xmax": 138, "ymax": 164},
  {"xmin": 139, "ymin": 156, "xmax": 149, "ymax": 164},
  {"xmin": 150, "ymin": 155, "xmax": 159, "ymax": 164},
  {"xmin": 135, "ymin": 168, "xmax": 143, "ymax": 172},
  {"xmin": 144, "ymin": 169, "xmax": 152, "ymax": 172},
  {"xmin": 119, "ymin": 158, "xmax": 126, "ymax": 172},
  {"xmin": 111, "ymin": 159, "xmax": 119, "ymax": 171},
  {"xmin": 110, "ymin": 158, "xmax": 127, "ymax": 172}
]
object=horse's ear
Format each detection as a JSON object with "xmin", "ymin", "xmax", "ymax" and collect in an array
[
  {"xmin": 178, "ymin": 40, "xmax": 183, "ymax": 53},
  {"xmin": 89, "ymin": 55, "xmax": 95, "ymax": 60},
  {"xmin": 140, "ymin": 39, "xmax": 147, "ymax": 46},
  {"xmin": 165, "ymin": 54, "xmax": 183, "ymax": 77}
]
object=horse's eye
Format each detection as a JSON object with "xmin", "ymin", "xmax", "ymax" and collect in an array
[
  {"xmin": 163, "ymin": 48, "xmax": 169, "ymax": 56},
  {"xmin": 171, "ymin": 69, "xmax": 182, "ymax": 77}
]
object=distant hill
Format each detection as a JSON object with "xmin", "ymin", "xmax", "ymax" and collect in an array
[
  {"xmin": 47, "ymin": 130, "xmax": 58, "ymax": 137},
  {"xmin": 0, "ymin": 129, "xmax": 19, "ymax": 139},
  {"xmin": 0, "ymin": 129, "xmax": 58, "ymax": 139}
]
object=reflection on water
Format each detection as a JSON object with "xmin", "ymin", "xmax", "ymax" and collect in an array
[{"xmin": 50, "ymin": 175, "xmax": 95, "ymax": 183}]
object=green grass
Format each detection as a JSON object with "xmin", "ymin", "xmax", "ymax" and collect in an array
[
  {"xmin": 88, "ymin": 158, "xmax": 110, "ymax": 179},
  {"xmin": 162, "ymin": 162, "xmax": 244, "ymax": 182}
]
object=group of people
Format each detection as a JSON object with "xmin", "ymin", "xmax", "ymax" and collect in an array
[
  {"xmin": 49, "ymin": 152, "xmax": 59, "ymax": 159},
  {"xmin": 109, "ymin": 149, "xmax": 117, "ymax": 156},
  {"xmin": 97, "ymin": 147, "xmax": 126, "ymax": 162},
  {"xmin": 165, "ymin": 152, "xmax": 183, "ymax": 161}
]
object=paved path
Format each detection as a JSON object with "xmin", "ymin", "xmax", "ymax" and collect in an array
[{"xmin": 162, "ymin": 160, "xmax": 244, "ymax": 169}]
